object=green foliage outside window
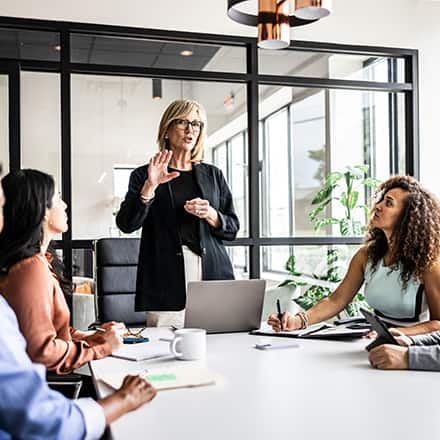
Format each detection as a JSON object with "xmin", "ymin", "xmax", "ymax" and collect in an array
[{"xmin": 280, "ymin": 165, "xmax": 380, "ymax": 317}]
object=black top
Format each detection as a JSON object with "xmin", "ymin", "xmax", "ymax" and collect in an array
[
  {"xmin": 116, "ymin": 162, "xmax": 240, "ymax": 311},
  {"xmin": 169, "ymin": 167, "xmax": 202, "ymax": 256}
]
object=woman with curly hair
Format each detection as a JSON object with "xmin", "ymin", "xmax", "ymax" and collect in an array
[{"xmin": 268, "ymin": 175, "xmax": 440, "ymax": 345}]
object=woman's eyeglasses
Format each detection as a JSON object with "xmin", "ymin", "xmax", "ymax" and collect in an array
[{"xmin": 173, "ymin": 119, "xmax": 204, "ymax": 132}]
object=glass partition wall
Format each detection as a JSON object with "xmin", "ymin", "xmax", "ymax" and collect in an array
[{"xmin": 0, "ymin": 17, "xmax": 419, "ymax": 284}]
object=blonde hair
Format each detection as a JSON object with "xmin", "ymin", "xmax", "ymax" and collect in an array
[{"xmin": 157, "ymin": 99, "xmax": 207, "ymax": 162}]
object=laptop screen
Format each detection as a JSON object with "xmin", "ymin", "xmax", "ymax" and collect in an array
[{"xmin": 184, "ymin": 279, "xmax": 266, "ymax": 334}]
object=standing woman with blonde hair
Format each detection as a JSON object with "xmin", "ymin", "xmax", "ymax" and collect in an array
[{"xmin": 117, "ymin": 99, "xmax": 239, "ymax": 327}]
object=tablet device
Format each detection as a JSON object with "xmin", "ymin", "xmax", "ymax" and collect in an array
[{"xmin": 359, "ymin": 308, "xmax": 398, "ymax": 351}]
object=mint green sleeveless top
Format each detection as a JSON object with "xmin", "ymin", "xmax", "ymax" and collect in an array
[{"xmin": 364, "ymin": 259, "xmax": 428, "ymax": 326}]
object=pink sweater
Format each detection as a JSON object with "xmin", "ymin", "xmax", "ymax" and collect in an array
[{"xmin": 0, "ymin": 254, "xmax": 111, "ymax": 374}]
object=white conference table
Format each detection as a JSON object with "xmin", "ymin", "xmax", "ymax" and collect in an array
[{"xmin": 90, "ymin": 328, "xmax": 440, "ymax": 440}]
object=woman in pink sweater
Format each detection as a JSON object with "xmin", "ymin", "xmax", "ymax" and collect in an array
[{"xmin": 0, "ymin": 169, "xmax": 124, "ymax": 374}]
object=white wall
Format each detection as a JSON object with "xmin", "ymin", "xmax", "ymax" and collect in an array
[{"xmin": 1, "ymin": 0, "xmax": 440, "ymax": 193}]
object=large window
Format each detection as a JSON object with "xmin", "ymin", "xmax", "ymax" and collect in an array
[
  {"xmin": 0, "ymin": 18, "xmax": 419, "ymax": 280},
  {"xmin": 0, "ymin": 74, "xmax": 8, "ymax": 173},
  {"xmin": 70, "ymin": 75, "xmax": 247, "ymax": 241}
]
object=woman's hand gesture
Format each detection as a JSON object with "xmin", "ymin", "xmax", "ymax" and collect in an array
[
  {"xmin": 140, "ymin": 150, "xmax": 179, "ymax": 199},
  {"xmin": 146, "ymin": 150, "xmax": 180, "ymax": 187}
]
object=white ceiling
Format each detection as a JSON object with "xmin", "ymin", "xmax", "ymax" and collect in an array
[{"xmin": 0, "ymin": 0, "xmax": 438, "ymax": 48}]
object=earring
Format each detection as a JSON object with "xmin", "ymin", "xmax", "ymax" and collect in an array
[{"xmin": 165, "ymin": 135, "xmax": 168, "ymax": 139}]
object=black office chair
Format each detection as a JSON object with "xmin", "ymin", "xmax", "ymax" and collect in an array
[
  {"xmin": 95, "ymin": 238, "xmax": 146, "ymax": 326},
  {"xmin": 46, "ymin": 372, "xmax": 83, "ymax": 399}
]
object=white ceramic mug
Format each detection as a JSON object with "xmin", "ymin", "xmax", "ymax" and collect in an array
[{"xmin": 170, "ymin": 328, "xmax": 206, "ymax": 361}]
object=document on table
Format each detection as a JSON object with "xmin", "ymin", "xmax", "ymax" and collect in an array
[
  {"xmin": 100, "ymin": 365, "xmax": 218, "ymax": 391},
  {"xmin": 111, "ymin": 341, "xmax": 171, "ymax": 361},
  {"xmin": 251, "ymin": 322, "xmax": 368, "ymax": 339}
]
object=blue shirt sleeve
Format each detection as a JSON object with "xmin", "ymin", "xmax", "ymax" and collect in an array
[{"xmin": 0, "ymin": 295, "xmax": 105, "ymax": 440}]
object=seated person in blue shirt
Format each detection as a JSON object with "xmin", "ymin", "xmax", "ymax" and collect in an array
[
  {"xmin": 368, "ymin": 328, "xmax": 440, "ymax": 371},
  {"xmin": 0, "ymin": 168, "xmax": 157, "ymax": 440},
  {"xmin": 268, "ymin": 175, "xmax": 440, "ymax": 337}
]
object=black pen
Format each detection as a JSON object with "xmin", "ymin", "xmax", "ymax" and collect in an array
[{"xmin": 276, "ymin": 298, "xmax": 283, "ymax": 330}]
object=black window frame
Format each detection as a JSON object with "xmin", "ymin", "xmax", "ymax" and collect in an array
[{"xmin": 0, "ymin": 16, "xmax": 419, "ymax": 279}]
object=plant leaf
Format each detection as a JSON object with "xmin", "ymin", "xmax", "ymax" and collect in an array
[
  {"xmin": 311, "ymin": 184, "xmax": 335, "ymax": 205},
  {"xmin": 285, "ymin": 256, "xmax": 304, "ymax": 277},
  {"xmin": 339, "ymin": 218, "xmax": 350, "ymax": 236},
  {"xmin": 354, "ymin": 164, "xmax": 369, "ymax": 174},
  {"xmin": 326, "ymin": 249, "xmax": 339, "ymax": 265},
  {"xmin": 362, "ymin": 177, "xmax": 380, "ymax": 188},
  {"xmin": 278, "ymin": 279, "xmax": 306, "ymax": 288},
  {"xmin": 349, "ymin": 191, "xmax": 359, "ymax": 209},
  {"xmin": 313, "ymin": 217, "xmax": 340, "ymax": 231},
  {"xmin": 309, "ymin": 197, "xmax": 332, "ymax": 221},
  {"xmin": 326, "ymin": 172, "xmax": 343, "ymax": 186}
]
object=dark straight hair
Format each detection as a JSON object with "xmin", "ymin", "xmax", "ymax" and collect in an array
[{"xmin": 0, "ymin": 169, "xmax": 72, "ymax": 296}]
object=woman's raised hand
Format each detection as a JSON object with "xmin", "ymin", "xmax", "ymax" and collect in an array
[{"xmin": 146, "ymin": 150, "xmax": 180, "ymax": 187}]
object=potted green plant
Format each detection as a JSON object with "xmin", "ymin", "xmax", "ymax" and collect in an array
[{"xmin": 280, "ymin": 165, "xmax": 379, "ymax": 318}]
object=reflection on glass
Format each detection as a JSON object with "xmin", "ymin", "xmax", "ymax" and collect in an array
[
  {"xmin": 292, "ymin": 90, "xmax": 326, "ymax": 236},
  {"xmin": 258, "ymin": 85, "xmax": 404, "ymax": 237},
  {"xmin": 259, "ymin": 50, "xmax": 405, "ymax": 82},
  {"xmin": 212, "ymin": 142, "xmax": 227, "ymax": 177},
  {"xmin": 260, "ymin": 245, "xmax": 358, "ymax": 288},
  {"xmin": 230, "ymin": 133, "xmax": 248, "ymax": 238},
  {"xmin": 0, "ymin": 74, "xmax": 8, "ymax": 173},
  {"xmin": 21, "ymin": 72, "xmax": 61, "ymax": 183},
  {"xmin": 0, "ymin": 28, "xmax": 60, "ymax": 61},
  {"xmin": 226, "ymin": 246, "xmax": 249, "ymax": 279},
  {"xmin": 262, "ymin": 108, "xmax": 290, "ymax": 237},
  {"xmin": 72, "ymin": 248, "xmax": 94, "ymax": 278},
  {"xmin": 71, "ymin": 75, "xmax": 248, "ymax": 239},
  {"xmin": 71, "ymin": 34, "xmax": 246, "ymax": 73}
]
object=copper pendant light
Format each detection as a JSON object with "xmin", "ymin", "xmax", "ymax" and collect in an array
[
  {"xmin": 294, "ymin": 0, "xmax": 332, "ymax": 20},
  {"xmin": 258, "ymin": 0, "xmax": 290, "ymax": 49},
  {"xmin": 227, "ymin": 0, "xmax": 331, "ymax": 50}
]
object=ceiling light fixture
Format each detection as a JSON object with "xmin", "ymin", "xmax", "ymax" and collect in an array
[
  {"xmin": 180, "ymin": 49, "xmax": 194, "ymax": 57},
  {"xmin": 152, "ymin": 78, "xmax": 162, "ymax": 100},
  {"xmin": 227, "ymin": 0, "xmax": 332, "ymax": 50}
]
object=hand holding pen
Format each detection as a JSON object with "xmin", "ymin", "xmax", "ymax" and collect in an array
[
  {"xmin": 277, "ymin": 299, "xmax": 284, "ymax": 331},
  {"xmin": 267, "ymin": 301, "xmax": 298, "ymax": 332},
  {"xmin": 89, "ymin": 323, "xmax": 124, "ymax": 351}
]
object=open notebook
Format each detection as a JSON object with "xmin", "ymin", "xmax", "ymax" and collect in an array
[
  {"xmin": 111, "ymin": 341, "xmax": 171, "ymax": 361},
  {"xmin": 100, "ymin": 365, "xmax": 217, "ymax": 391},
  {"xmin": 251, "ymin": 322, "xmax": 369, "ymax": 340}
]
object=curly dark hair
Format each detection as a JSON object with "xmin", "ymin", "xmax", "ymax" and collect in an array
[{"xmin": 365, "ymin": 175, "xmax": 440, "ymax": 287}]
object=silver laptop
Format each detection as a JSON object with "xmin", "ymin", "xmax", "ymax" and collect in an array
[{"xmin": 184, "ymin": 279, "xmax": 266, "ymax": 334}]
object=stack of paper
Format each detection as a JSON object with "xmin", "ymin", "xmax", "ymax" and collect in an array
[{"xmin": 100, "ymin": 365, "xmax": 217, "ymax": 391}]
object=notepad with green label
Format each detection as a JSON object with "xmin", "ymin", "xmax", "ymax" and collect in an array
[
  {"xmin": 100, "ymin": 365, "xmax": 218, "ymax": 391},
  {"xmin": 251, "ymin": 322, "xmax": 369, "ymax": 339}
]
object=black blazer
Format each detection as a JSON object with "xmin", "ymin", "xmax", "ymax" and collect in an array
[{"xmin": 116, "ymin": 162, "xmax": 240, "ymax": 311}]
